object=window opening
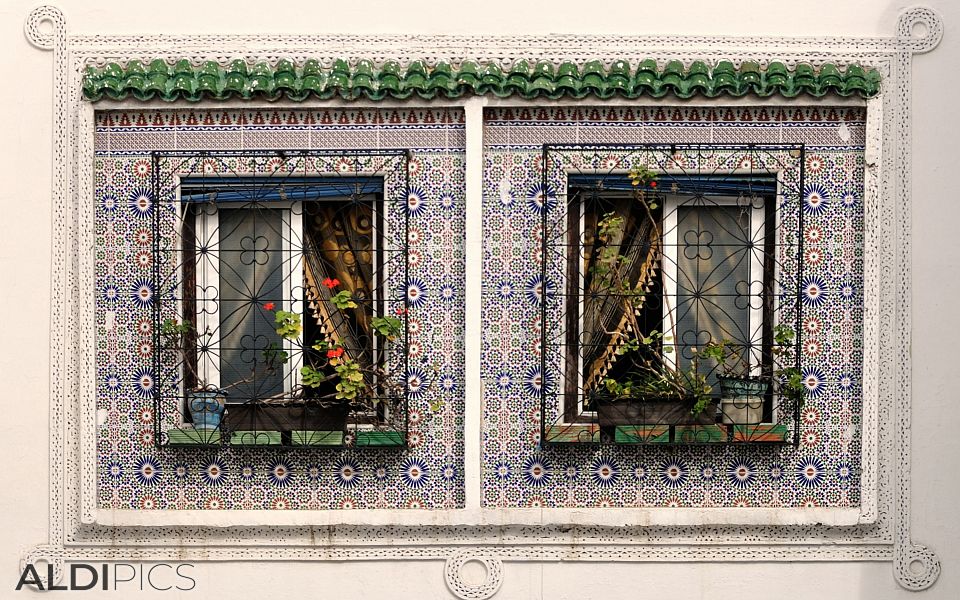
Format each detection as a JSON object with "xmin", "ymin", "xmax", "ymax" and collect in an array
[
  {"xmin": 151, "ymin": 150, "xmax": 411, "ymax": 448},
  {"xmin": 542, "ymin": 144, "xmax": 804, "ymax": 445}
]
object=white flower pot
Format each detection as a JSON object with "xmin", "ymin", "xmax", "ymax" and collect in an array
[{"xmin": 720, "ymin": 396, "xmax": 764, "ymax": 424}]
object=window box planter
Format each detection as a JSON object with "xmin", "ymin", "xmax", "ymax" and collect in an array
[
  {"xmin": 224, "ymin": 403, "xmax": 349, "ymax": 432},
  {"xmin": 595, "ymin": 399, "xmax": 717, "ymax": 427}
]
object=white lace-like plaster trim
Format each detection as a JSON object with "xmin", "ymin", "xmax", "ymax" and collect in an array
[{"xmin": 23, "ymin": 4, "xmax": 941, "ymax": 592}]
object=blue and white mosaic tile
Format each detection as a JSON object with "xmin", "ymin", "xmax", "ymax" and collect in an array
[
  {"xmin": 95, "ymin": 104, "xmax": 866, "ymax": 511},
  {"xmin": 95, "ymin": 109, "xmax": 466, "ymax": 510},
  {"xmin": 480, "ymin": 106, "xmax": 865, "ymax": 508}
]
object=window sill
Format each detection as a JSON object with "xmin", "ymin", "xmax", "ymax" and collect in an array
[
  {"xmin": 92, "ymin": 506, "xmax": 870, "ymax": 528},
  {"xmin": 545, "ymin": 424, "xmax": 791, "ymax": 446},
  {"xmin": 162, "ymin": 427, "xmax": 405, "ymax": 449}
]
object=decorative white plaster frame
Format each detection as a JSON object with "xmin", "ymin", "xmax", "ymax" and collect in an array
[{"xmin": 23, "ymin": 4, "xmax": 942, "ymax": 594}]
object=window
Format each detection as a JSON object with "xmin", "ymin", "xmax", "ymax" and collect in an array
[
  {"xmin": 181, "ymin": 180, "xmax": 383, "ymax": 402},
  {"xmin": 542, "ymin": 144, "xmax": 803, "ymax": 445},
  {"xmin": 152, "ymin": 151, "xmax": 410, "ymax": 448}
]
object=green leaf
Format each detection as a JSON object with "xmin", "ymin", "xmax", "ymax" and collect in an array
[
  {"xmin": 300, "ymin": 365, "xmax": 326, "ymax": 388},
  {"xmin": 262, "ymin": 342, "xmax": 289, "ymax": 367},
  {"xmin": 371, "ymin": 315, "xmax": 403, "ymax": 338},
  {"xmin": 331, "ymin": 290, "xmax": 358, "ymax": 310},
  {"xmin": 274, "ymin": 310, "xmax": 302, "ymax": 339}
]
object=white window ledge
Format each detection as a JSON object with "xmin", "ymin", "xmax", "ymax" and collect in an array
[{"xmin": 94, "ymin": 506, "xmax": 868, "ymax": 528}]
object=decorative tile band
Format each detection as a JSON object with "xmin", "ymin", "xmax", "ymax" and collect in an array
[
  {"xmin": 83, "ymin": 59, "xmax": 881, "ymax": 102},
  {"xmin": 94, "ymin": 108, "xmax": 466, "ymax": 154}
]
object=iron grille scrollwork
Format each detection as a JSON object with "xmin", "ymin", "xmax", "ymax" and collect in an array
[
  {"xmin": 150, "ymin": 149, "xmax": 412, "ymax": 449},
  {"xmin": 540, "ymin": 143, "xmax": 805, "ymax": 446}
]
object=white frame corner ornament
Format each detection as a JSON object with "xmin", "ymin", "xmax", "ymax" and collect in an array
[
  {"xmin": 23, "ymin": 2, "xmax": 942, "ymax": 592},
  {"xmin": 445, "ymin": 551, "xmax": 504, "ymax": 600}
]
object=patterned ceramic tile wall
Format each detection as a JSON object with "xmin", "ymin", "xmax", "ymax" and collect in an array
[
  {"xmin": 481, "ymin": 106, "xmax": 865, "ymax": 508},
  {"xmin": 95, "ymin": 104, "xmax": 865, "ymax": 511},
  {"xmin": 95, "ymin": 109, "xmax": 466, "ymax": 510}
]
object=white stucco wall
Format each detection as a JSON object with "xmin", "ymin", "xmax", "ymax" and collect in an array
[{"xmin": 1, "ymin": 0, "xmax": 957, "ymax": 598}]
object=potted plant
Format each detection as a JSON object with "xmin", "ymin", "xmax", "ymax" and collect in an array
[
  {"xmin": 577, "ymin": 163, "xmax": 805, "ymax": 438},
  {"xmin": 598, "ymin": 342, "xmax": 716, "ymax": 427},
  {"xmin": 160, "ymin": 274, "xmax": 423, "ymax": 446},
  {"xmin": 699, "ymin": 324, "xmax": 806, "ymax": 425},
  {"xmin": 159, "ymin": 313, "xmax": 301, "ymax": 435},
  {"xmin": 254, "ymin": 279, "xmax": 422, "ymax": 446},
  {"xmin": 772, "ymin": 323, "xmax": 805, "ymax": 410},
  {"xmin": 158, "ymin": 317, "xmax": 227, "ymax": 443},
  {"xmin": 701, "ymin": 339, "xmax": 768, "ymax": 424},
  {"xmin": 159, "ymin": 318, "xmax": 224, "ymax": 427}
]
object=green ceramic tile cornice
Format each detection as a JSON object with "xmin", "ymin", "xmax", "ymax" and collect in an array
[{"xmin": 83, "ymin": 58, "xmax": 880, "ymax": 102}]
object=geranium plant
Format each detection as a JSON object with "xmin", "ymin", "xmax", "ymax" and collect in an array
[
  {"xmin": 261, "ymin": 277, "xmax": 410, "ymax": 415},
  {"xmin": 160, "ymin": 277, "xmax": 416, "ymax": 421}
]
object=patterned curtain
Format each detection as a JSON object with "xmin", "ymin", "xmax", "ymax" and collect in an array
[
  {"xmin": 581, "ymin": 195, "xmax": 660, "ymax": 393},
  {"xmin": 302, "ymin": 201, "xmax": 376, "ymax": 373}
]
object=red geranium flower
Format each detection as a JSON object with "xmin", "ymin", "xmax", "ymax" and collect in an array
[
  {"xmin": 326, "ymin": 347, "xmax": 345, "ymax": 358},
  {"xmin": 322, "ymin": 277, "xmax": 340, "ymax": 289},
  {"xmin": 649, "ymin": 181, "xmax": 657, "ymax": 188},
  {"xmin": 262, "ymin": 302, "xmax": 276, "ymax": 311}
]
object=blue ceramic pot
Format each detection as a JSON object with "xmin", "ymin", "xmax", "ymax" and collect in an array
[{"xmin": 188, "ymin": 390, "xmax": 226, "ymax": 430}]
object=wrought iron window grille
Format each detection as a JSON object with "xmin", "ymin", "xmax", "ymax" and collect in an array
[
  {"xmin": 149, "ymin": 149, "xmax": 413, "ymax": 449},
  {"xmin": 539, "ymin": 143, "xmax": 805, "ymax": 446}
]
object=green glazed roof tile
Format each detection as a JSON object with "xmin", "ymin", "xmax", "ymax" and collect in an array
[{"xmin": 82, "ymin": 59, "xmax": 881, "ymax": 102}]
